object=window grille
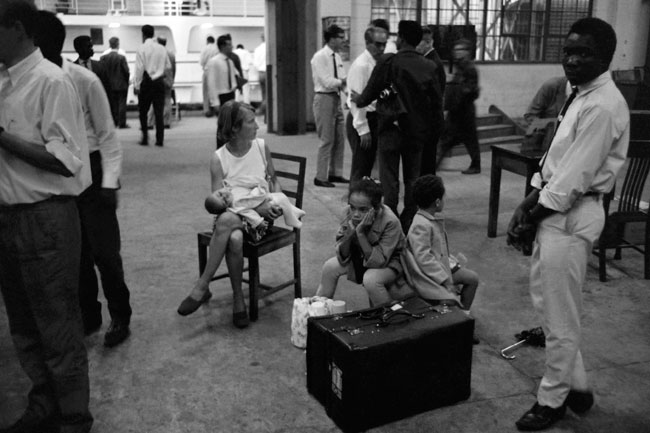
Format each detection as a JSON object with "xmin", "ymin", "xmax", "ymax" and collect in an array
[{"xmin": 371, "ymin": 0, "xmax": 592, "ymax": 62}]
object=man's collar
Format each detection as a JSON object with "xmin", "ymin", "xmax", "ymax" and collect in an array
[
  {"xmin": 323, "ymin": 45, "xmax": 338, "ymax": 56},
  {"xmin": 6, "ymin": 48, "xmax": 42, "ymax": 85},
  {"xmin": 423, "ymin": 48, "xmax": 434, "ymax": 57},
  {"xmin": 575, "ymin": 70, "xmax": 612, "ymax": 96}
]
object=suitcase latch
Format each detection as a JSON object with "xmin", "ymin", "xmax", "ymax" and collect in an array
[{"xmin": 346, "ymin": 327, "xmax": 364, "ymax": 336}]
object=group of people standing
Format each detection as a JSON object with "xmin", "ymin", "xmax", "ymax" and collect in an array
[
  {"xmin": 199, "ymin": 33, "xmax": 266, "ymax": 121},
  {"xmin": 312, "ymin": 20, "xmax": 482, "ymax": 234}
]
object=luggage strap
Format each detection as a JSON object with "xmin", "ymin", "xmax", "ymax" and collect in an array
[{"xmin": 329, "ymin": 304, "xmax": 451, "ymax": 336}]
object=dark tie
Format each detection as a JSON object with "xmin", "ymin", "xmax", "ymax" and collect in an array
[
  {"xmin": 538, "ymin": 86, "xmax": 578, "ymax": 176},
  {"xmin": 332, "ymin": 53, "xmax": 338, "ymax": 79},
  {"xmin": 226, "ymin": 57, "xmax": 232, "ymax": 90},
  {"xmin": 556, "ymin": 86, "xmax": 578, "ymax": 130}
]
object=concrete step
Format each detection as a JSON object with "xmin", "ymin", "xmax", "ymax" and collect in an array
[
  {"xmin": 476, "ymin": 113, "xmax": 503, "ymax": 127},
  {"xmin": 477, "ymin": 123, "xmax": 516, "ymax": 140},
  {"xmin": 448, "ymin": 135, "xmax": 523, "ymax": 156}
]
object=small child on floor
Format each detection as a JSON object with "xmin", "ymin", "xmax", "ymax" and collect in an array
[{"xmin": 401, "ymin": 175, "xmax": 479, "ymax": 341}]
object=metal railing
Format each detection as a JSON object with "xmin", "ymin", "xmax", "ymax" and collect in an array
[{"xmin": 39, "ymin": 0, "xmax": 263, "ymax": 17}]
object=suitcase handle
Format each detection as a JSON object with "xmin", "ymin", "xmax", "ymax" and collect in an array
[{"xmin": 377, "ymin": 309, "xmax": 425, "ymax": 326}]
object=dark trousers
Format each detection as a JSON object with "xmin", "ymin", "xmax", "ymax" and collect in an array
[
  {"xmin": 420, "ymin": 117, "xmax": 444, "ymax": 176},
  {"xmin": 219, "ymin": 91, "xmax": 236, "ymax": 106},
  {"xmin": 377, "ymin": 125, "xmax": 425, "ymax": 232},
  {"xmin": 346, "ymin": 111, "xmax": 378, "ymax": 182},
  {"xmin": 138, "ymin": 73, "xmax": 165, "ymax": 144},
  {"xmin": 0, "ymin": 197, "xmax": 93, "ymax": 432},
  {"xmin": 78, "ymin": 152, "xmax": 132, "ymax": 328},
  {"xmin": 439, "ymin": 102, "xmax": 480, "ymax": 168},
  {"xmin": 109, "ymin": 90, "xmax": 128, "ymax": 128}
]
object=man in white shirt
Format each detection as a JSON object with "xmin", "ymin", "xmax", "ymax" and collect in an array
[
  {"xmin": 252, "ymin": 34, "xmax": 266, "ymax": 114},
  {"xmin": 206, "ymin": 34, "xmax": 238, "ymax": 112},
  {"xmin": 37, "ymin": 10, "xmax": 133, "ymax": 350},
  {"xmin": 508, "ymin": 18, "xmax": 629, "ymax": 431},
  {"xmin": 310, "ymin": 24, "xmax": 348, "ymax": 188},
  {"xmin": 134, "ymin": 24, "xmax": 171, "ymax": 146},
  {"xmin": 346, "ymin": 26, "xmax": 387, "ymax": 181},
  {"xmin": 0, "ymin": 1, "xmax": 93, "ymax": 432},
  {"xmin": 200, "ymin": 35, "xmax": 218, "ymax": 116},
  {"xmin": 234, "ymin": 43, "xmax": 252, "ymax": 103}
]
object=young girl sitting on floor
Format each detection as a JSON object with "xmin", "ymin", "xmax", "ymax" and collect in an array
[
  {"xmin": 315, "ymin": 177, "xmax": 405, "ymax": 306},
  {"xmin": 401, "ymin": 175, "xmax": 479, "ymax": 337}
]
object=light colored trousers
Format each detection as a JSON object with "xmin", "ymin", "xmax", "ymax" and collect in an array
[
  {"xmin": 530, "ymin": 195, "xmax": 604, "ymax": 408},
  {"xmin": 313, "ymin": 93, "xmax": 345, "ymax": 181},
  {"xmin": 316, "ymin": 256, "xmax": 397, "ymax": 305}
]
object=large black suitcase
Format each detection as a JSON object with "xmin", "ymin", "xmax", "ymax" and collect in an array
[{"xmin": 306, "ymin": 296, "xmax": 474, "ymax": 432}]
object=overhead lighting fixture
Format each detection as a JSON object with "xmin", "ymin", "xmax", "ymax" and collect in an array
[
  {"xmin": 201, "ymin": 23, "xmax": 214, "ymax": 29},
  {"xmin": 109, "ymin": 22, "xmax": 121, "ymax": 28}
]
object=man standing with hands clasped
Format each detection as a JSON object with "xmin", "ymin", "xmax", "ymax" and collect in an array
[
  {"xmin": 507, "ymin": 17, "xmax": 629, "ymax": 431},
  {"xmin": 311, "ymin": 24, "xmax": 348, "ymax": 188}
]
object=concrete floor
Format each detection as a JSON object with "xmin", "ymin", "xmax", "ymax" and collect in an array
[{"xmin": 1, "ymin": 112, "xmax": 649, "ymax": 433}]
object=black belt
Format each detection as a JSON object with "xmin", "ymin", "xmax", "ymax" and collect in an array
[
  {"xmin": 315, "ymin": 91, "xmax": 339, "ymax": 95},
  {"xmin": 583, "ymin": 191, "xmax": 601, "ymax": 197}
]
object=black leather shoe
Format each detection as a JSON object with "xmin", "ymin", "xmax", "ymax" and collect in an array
[
  {"xmin": 461, "ymin": 166, "xmax": 481, "ymax": 175},
  {"xmin": 566, "ymin": 390, "xmax": 594, "ymax": 414},
  {"xmin": 0, "ymin": 413, "xmax": 59, "ymax": 433},
  {"xmin": 155, "ymin": 142, "xmax": 163, "ymax": 147},
  {"xmin": 103, "ymin": 320, "xmax": 130, "ymax": 348},
  {"xmin": 232, "ymin": 310, "xmax": 250, "ymax": 329},
  {"xmin": 516, "ymin": 402, "xmax": 566, "ymax": 431},
  {"xmin": 139, "ymin": 138, "xmax": 148, "ymax": 146},
  {"xmin": 313, "ymin": 178, "xmax": 335, "ymax": 188},
  {"xmin": 328, "ymin": 175, "xmax": 350, "ymax": 183},
  {"xmin": 177, "ymin": 291, "xmax": 212, "ymax": 316}
]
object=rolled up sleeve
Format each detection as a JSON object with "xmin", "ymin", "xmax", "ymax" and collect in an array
[{"xmin": 42, "ymin": 78, "xmax": 86, "ymax": 175}]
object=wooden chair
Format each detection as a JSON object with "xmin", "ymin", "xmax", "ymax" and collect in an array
[
  {"xmin": 594, "ymin": 140, "xmax": 650, "ymax": 281},
  {"xmin": 197, "ymin": 153, "xmax": 306, "ymax": 321}
]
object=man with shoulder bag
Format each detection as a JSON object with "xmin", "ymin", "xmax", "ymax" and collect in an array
[{"xmin": 352, "ymin": 20, "xmax": 443, "ymax": 233}]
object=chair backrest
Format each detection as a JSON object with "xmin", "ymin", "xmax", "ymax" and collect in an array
[
  {"xmin": 617, "ymin": 140, "xmax": 650, "ymax": 213},
  {"xmin": 270, "ymin": 152, "xmax": 307, "ymax": 210}
]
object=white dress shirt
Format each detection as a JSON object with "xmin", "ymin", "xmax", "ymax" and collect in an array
[
  {"xmin": 531, "ymin": 71, "xmax": 630, "ymax": 212},
  {"xmin": 101, "ymin": 47, "xmax": 127, "ymax": 57},
  {"xmin": 206, "ymin": 52, "xmax": 237, "ymax": 107},
  {"xmin": 0, "ymin": 49, "xmax": 90, "ymax": 204},
  {"xmin": 64, "ymin": 61, "xmax": 122, "ymax": 189},
  {"xmin": 234, "ymin": 48, "xmax": 252, "ymax": 73},
  {"xmin": 253, "ymin": 42, "xmax": 266, "ymax": 72},
  {"xmin": 311, "ymin": 45, "xmax": 346, "ymax": 93},
  {"xmin": 199, "ymin": 43, "xmax": 219, "ymax": 71},
  {"xmin": 134, "ymin": 38, "xmax": 172, "ymax": 90},
  {"xmin": 347, "ymin": 49, "xmax": 377, "ymax": 136}
]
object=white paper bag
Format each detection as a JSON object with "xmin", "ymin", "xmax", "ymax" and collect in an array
[{"xmin": 291, "ymin": 296, "xmax": 335, "ymax": 348}]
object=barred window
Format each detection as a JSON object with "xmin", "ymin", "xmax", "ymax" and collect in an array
[{"xmin": 371, "ymin": 0, "xmax": 593, "ymax": 62}]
